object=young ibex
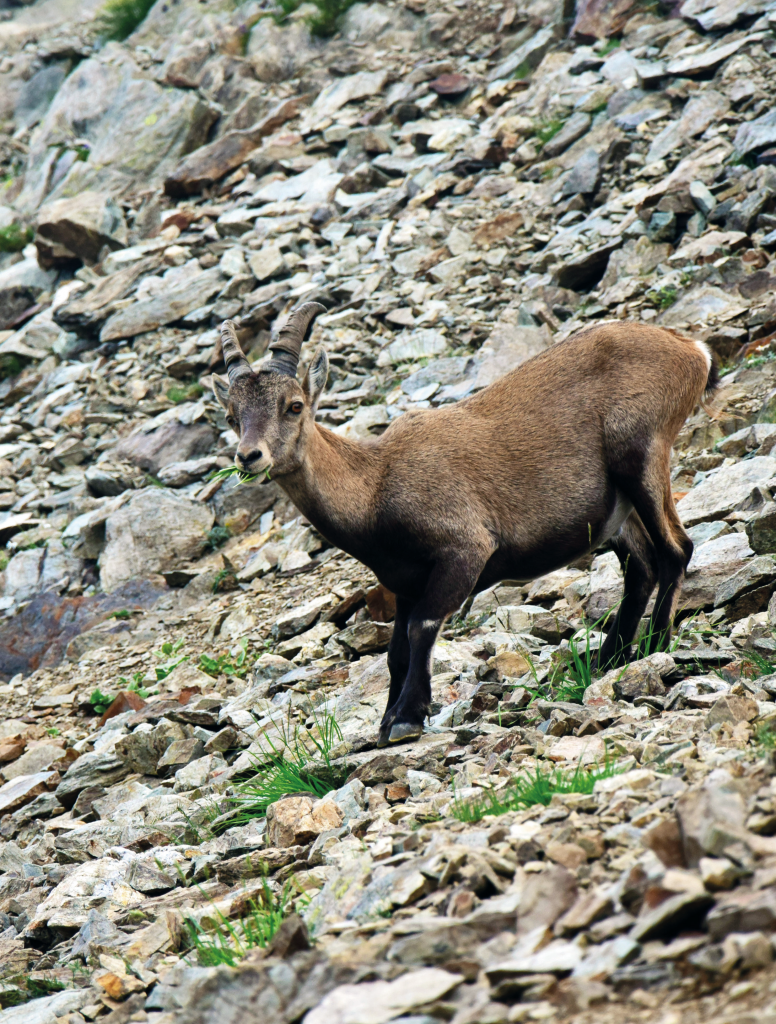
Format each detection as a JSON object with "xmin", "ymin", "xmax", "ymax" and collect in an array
[{"xmin": 213, "ymin": 303, "xmax": 716, "ymax": 745}]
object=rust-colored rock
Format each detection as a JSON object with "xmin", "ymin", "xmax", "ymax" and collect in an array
[
  {"xmin": 164, "ymin": 98, "xmax": 302, "ymax": 196},
  {"xmin": 266, "ymin": 794, "xmax": 344, "ymax": 848},
  {"xmin": 643, "ymin": 817, "xmax": 687, "ymax": 869},
  {"xmin": 428, "ymin": 73, "xmax": 470, "ymax": 97},
  {"xmin": 98, "ymin": 690, "xmax": 147, "ymax": 727},
  {"xmin": 572, "ymin": 0, "xmax": 637, "ymax": 39}
]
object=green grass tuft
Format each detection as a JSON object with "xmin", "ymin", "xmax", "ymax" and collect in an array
[
  {"xmin": 535, "ymin": 119, "xmax": 566, "ymax": 146},
  {"xmin": 451, "ymin": 756, "xmax": 624, "ymax": 823},
  {"xmin": 755, "ymin": 721, "xmax": 776, "ymax": 752},
  {"xmin": 597, "ymin": 37, "xmax": 620, "ymax": 56},
  {"xmin": 208, "ymin": 465, "xmax": 262, "ymax": 486},
  {"xmin": 647, "ymin": 285, "xmax": 678, "ymax": 310},
  {"xmin": 0, "ymin": 224, "xmax": 33, "ymax": 254},
  {"xmin": 167, "ymin": 382, "xmax": 204, "ymax": 404},
  {"xmin": 200, "ymin": 637, "xmax": 249, "ymax": 679},
  {"xmin": 230, "ymin": 708, "xmax": 344, "ymax": 826},
  {"xmin": 270, "ymin": 0, "xmax": 357, "ymax": 36},
  {"xmin": 98, "ymin": 0, "xmax": 156, "ymax": 40},
  {"xmin": 184, "ymin": 877, "xmax": 293, "ymax": 966},
  {"xmin": 207, "ymin": 525, "xmax": 231, "ymax": 550}
]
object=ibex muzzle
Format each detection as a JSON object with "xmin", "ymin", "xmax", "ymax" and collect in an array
[{"xmin": 212, "ymin": 304, "xmax": 717, "ymax": 746}]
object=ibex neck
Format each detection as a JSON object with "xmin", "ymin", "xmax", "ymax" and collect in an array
[{"xmin": 277, "ymin": 424, "xmax": 380, "ymax": 548}]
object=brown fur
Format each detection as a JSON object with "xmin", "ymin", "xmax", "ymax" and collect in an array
[{"xmin": 214, "ymin": 319, "xmax": 713, "ymax": 745}]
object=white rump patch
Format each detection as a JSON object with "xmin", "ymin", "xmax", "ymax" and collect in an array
[{"xmin": 694, "ymin": 339, "xmax": 712, "ymax": 372}]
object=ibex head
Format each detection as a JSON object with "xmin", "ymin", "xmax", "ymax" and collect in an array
[{"xmin": 211, "ymin": 302, "xmax": 328, "ymax": 478}]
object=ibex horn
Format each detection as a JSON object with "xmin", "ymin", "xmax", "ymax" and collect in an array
[
  {"xmin": 220, "ymin": 319, "xmax": 251, "ymax": 385},
  {"xmin": 268, "ymin": 301, "xmax": 327, "ymax": 377}
]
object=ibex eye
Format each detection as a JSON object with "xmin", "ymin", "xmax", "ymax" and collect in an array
[{"xmin": 289, "ymin": 402, "xmax": 303, "ymax": 414}]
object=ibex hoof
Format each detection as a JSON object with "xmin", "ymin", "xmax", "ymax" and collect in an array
[
  {"xmin": 388, "ymin": 722, "xmax": 423, "ymax": 744},
  {"xmin": 376, "ymin": 726, "xmax": 392, "ymax": 748}
]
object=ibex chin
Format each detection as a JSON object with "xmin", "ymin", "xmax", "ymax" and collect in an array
[{"xmin": 212, "ymin": 302, "xmax": 716, "ymax": 745}]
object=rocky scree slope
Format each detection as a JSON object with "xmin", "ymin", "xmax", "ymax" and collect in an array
[{"xmin": 6, "ymin": 0, "xmax": 776, "ymax": 1022}]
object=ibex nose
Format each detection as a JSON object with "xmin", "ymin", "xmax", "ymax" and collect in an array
[{"xmin": 237, "ymin": 449, "xmax": 262, "ymax": 466}]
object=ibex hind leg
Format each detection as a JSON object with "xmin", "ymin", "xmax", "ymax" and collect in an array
[
  {"xmin": 596, "ymin": 512, "xmax": 658, "ymax": 671},
  {"xmin": 378, "ymin": 597, "xmax": 412, "ymax": 748},
  {"xmin": 611, "ymin": 443, "xmax": 693, "ymax": 658}
]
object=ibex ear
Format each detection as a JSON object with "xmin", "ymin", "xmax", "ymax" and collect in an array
[
  {"xmin": 303, "ymin": 347, "xmax": 329, "ymax": 411},
  {"xmin": 212, "ymin": 374, "xmax": 230, "ymax": 410}
]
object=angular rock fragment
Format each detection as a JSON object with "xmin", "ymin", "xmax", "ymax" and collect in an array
[{"xmin": 35, "ymin": 191, "xmax": 128, "ymax": 268}]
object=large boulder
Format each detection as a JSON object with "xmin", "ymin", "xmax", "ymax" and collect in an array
[
  {"xmin": 16, "ymin": 46, "xmax": 216, "ymax": 214},
  {"xmin": 247, "ymin": 18, "xmax": 321, "ymax": 83},
  {"xmin": 164, "ymin": 97, "xmax": 300, "ymax": 196},
  {"xmin": 35, "ymin": 192, "xmax": 128, "ymax": 268},
  {"xmin": 99, "ymin": 488, "xmax": 215, "ymax": 592},
  {"xmin": 677, "ymin": 457, "xmax": 776, "ymax": 526},
  {"xmin": 14, "ymin": 62, "xmax": 69, "ymax": 131},
  {"xmin": 113, "ymin": 403, "xmax": 216, "ymax": 475},
  {"xmin": 473, "ymin": 310, "xmax": 553, "ymax": 390},
  {"xmin": 99, "ymin": 267, "xmax": 223, "ymax": 341}
]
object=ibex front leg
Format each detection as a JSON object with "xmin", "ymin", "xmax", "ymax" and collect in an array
[{"xmin": 381, "ymin": 546, "xmax": 492, "ymax": 745}]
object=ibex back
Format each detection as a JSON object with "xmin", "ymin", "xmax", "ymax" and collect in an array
[{"xmin": 212, "ymin": 303, "xmax": 716, "ymax": 745}]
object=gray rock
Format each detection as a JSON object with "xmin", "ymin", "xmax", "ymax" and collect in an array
[
  {"xmin": 14, "ymin": 62, "xmax": 68, "ymax": 131},
  {"xmin": 746, "ymin": 501, "xmax": 776, "ymax": 554},
  {"xmin": 647, "ymin": 91, "xmax": 729, "ymax": 164},
  {"xmin": 682, "ymin": 532, "xmax": 754, "ymax": 609},
  {"xmin": 100, "ymin": 267, "xmax": 223, "ymax": 341},
  {"xmin": 543, "ymin": 112, "xmax": 592, "ymax": 158},
  {"xmin": 114, "ymin": 719, "xmax": 189, "ymax": 776},
  {"xmin": 247, "ymin": 17, "xmax": 322, "ymax": 83},
  {"xmin": 157, "ymin": 737, "xmax": 206, "ymax": 776},
  {"xmin": 55, "ymin": 751, "xmax": 130, "ymax": 808},
  {"xmin": 305, "ymin": 968, "xmax": 461, "ymax": 1024},
  {"xmin": 0, "ymin": 771, "xmax": 57, "ymax": 814},
  {"xmin": 677, "ymin": 457, "xmax": 776, "ymax": 526},
  {"xmin": 714, "ymin": 555, "xmax": 776, "ymax": 607},
  {"xmin": 100, "ymin": 488, "xmax": 215, "ymax": 592},
  {"xmin": 682, "ymin": 0, "xmax": 773, "ymax": 31},
  {"xmin": 554, "ymin": 238, "xmax": 623, "ymax": 291},
  {"xmin": 690, "ymin": 180, "xmax": 718, "ymax": 217},
  {"xmin": 71, "ymin": 908, "xmax": 122, "ymax": 959},
  {"xmin": 0, "ymin": 988, "xmax": 90, "ymax": 1024},
  {"xmin": 474, "ymin": 312, "xmax": 552, "ymax": 390},
  {"xmin": 612, "ymin": 659, "xmax": 667, "ymax": 702},
  {"xmin": 717, "ymin": 422, "xmax": 776, "ymax": 457},
  {"xmin": 1, "ymin": 743, "xmax": 64, "ymax": 782},
  {"xmin": 273, "ymin": 595, "xmax": 334, "ymax": 639},
  {"xmin": 727, "ymin": 188, "xmax": 773, "ymax": 233},
  {"xmin": 561, "ymin": 148, "xmax": 602, "ymax": 197},
  {"xmin": 705, "ymin": 693, "xmax": 759, "ymax": 727},
  {"xmin": 707, "ymin": 887, "xmax": 776, "ymax": 940},
  {"xmin": 666, "ymin": 36, "xmax": 752, "ymax": 77},
  {"xmin": 210, "ymin": 474, "xmax": 280, "ymax": 531},
  {"xmin": 17, "ymin": 50, "xmax": 215, "ymax": 214},
  {"xmin": 0, "ymin": 257, "xmax": 57, "ymax": 332},
  {"xmin": 487, "ymin": 26, "xmax": 557, "ymax": 82},
  {"xmin": 734, "ymin": 106, "xmax": 776, "ymax": 158},
  {"xmin": 386, "ymin": 328, "xmax": 448, "ymax": 364},
  {"xmin": 676, "ymin": 773, "xmax": 747, "ymax": 867},
  {"xmin": 35, "ymin": 191, "xmax": 128, "ymax": 267},
  {"xmin": 648, "ymin": 210, "xmax": 676, "ymax": 242},
  {"xmin": 157, "ymin": 456, "xmax": 225, "ymax": 488},
  {"xmin": 630, "ymin": 890, "xmax": 714, "ymax": 942}
]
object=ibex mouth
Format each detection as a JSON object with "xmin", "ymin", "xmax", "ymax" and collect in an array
[{"xmin": 234, "ymin": 453, "xmax": 272, "ymax": 479}]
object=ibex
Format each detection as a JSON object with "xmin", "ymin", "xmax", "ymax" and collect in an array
[{"xmin": 213, "ymin": 303, "xmax": 716, "ymax": 745}]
